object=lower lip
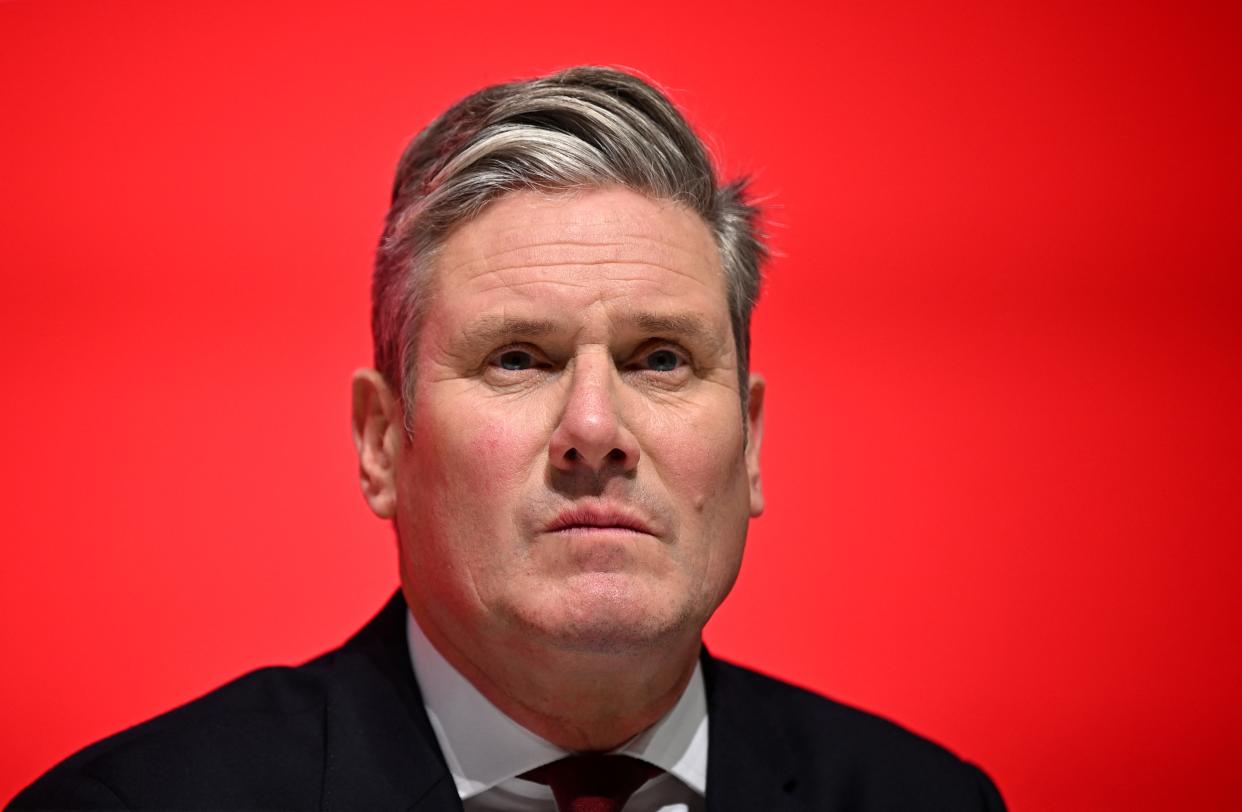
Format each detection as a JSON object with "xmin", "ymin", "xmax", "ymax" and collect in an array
[{"xmin": 548, "ymin": 526, "xmax": 652, "ymax": 539}]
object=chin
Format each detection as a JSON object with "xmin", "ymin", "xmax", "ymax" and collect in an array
[{"xmin": 516, "ymin": 573, "xmax": 699, "ymax": 656}]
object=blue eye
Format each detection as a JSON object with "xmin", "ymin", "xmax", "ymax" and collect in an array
[
  {"xmin": 645, "ymin": 349, "xmax": 682, "ymax": 372},
  {"xmin": 497, "ymin": 350, "xmax": 534, "ymax": 370}
]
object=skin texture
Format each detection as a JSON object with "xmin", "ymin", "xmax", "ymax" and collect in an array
[{"xmin": 351, "ymin": 187, "xmax": 765, "ymax": 750}]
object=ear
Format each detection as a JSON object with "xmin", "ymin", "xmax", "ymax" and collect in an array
[
  {"xmin": 351, "ymin": 368, "xmax": 404, "ymax": 519},
  {"xmin": 745, "ymin": 374, "xmax": 766, "ymax": 518}
]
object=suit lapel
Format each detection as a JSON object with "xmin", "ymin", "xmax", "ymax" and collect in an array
[
  {"xmin": 702, "ymin": 648, "xmax": 810, "ymax": 812},
  {"xmin": 320, "ymin": 592, "xmax": 464, "ymax": 812}
]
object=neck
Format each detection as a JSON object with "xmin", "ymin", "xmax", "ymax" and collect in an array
[{"xmin": 406, "ymin": 591, "xmax": 701, "ymax": 751}]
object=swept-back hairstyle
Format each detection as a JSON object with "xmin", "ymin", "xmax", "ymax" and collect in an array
[{"xmin": 371, "ymin": 66, "xmax": 765, "ymax": 416}]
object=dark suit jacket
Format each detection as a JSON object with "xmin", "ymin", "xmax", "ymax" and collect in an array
[{"xmin": 10, "ymin": 592, "xmax": 1005, "ymax": 811}]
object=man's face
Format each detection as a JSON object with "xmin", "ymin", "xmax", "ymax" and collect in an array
[{"xmin": 389, "ymin": 187, "xmax": 764, "ymax": 656}]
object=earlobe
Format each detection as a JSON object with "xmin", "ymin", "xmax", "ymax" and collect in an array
[
  {"xmin": 351, "ymin": 369, "xmax": 402, "ymax": 519},
  {"xmin": 746, "ymin": 374, "xmax": 766, "ymax": 518}
]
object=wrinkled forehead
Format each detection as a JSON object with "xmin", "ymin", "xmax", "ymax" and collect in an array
[{"xmin": 426, "ymin": 188, "xmax": 730, "ymax": 329}]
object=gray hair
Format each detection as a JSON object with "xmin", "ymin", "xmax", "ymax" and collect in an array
[{"xmin": 371, "ymin": 66, "xmax": 765, "ymax": 417}]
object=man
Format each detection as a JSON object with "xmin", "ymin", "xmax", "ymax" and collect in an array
[{"xmin": 11, "ymin": 67, "xmax": 1005, "ymax": 811}]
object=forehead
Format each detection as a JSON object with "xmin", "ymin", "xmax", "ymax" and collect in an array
[{"xmin": 426, "ymin": 188, "xmax": 729, "ymax": 328}]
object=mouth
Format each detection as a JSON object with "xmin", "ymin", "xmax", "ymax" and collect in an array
[{"xmin": 544, "ymin": 504, "xmax": 657, "ymax": 537}]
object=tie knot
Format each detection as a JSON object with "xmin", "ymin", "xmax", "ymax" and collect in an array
[{"xmin": 519, "ymin": 753, "xmax": 663, "ymax": 812}]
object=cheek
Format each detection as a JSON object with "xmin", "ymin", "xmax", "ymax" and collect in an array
[
  {"xmin": 462, "ymin": 422, "xmax": 534, "ymax": 493},
  {"xmin": 398, "ymin": 408, "xmax": 548, "ymax": 588},
  {"xmin": 649, "ymin": 414, "xmax": 750, "ymax": 606},
  {"xmin": 649, "ymin": 408, "xmax": 749, "ymax": 512},
  {"xmin": 421, "ymin": 403, "xmax": 548, "ymax": 499}
]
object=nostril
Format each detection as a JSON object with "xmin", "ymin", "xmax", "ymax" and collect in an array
[
  {"xmin": 608, "ymin": 448, "xmax": 625, "ymax": 462},
  {"xmin": 565, "ymin": 448, "xmax": 579, "ymax": 461}
]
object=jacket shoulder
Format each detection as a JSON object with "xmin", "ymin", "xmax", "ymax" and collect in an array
[
  {"xmin": 8, "ymin": 656, "xmax": 340, "ymax": 811},
  {"xmin": 705, "ymin": 657, "xmax": 1005, "ymax": 810}
]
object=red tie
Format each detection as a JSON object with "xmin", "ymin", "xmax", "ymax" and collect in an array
[{"xmin": 519, "ymin": 754, "xmax": 663, "ymax": 812}]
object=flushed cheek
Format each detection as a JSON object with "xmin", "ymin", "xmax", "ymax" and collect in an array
[
  {"xmin": 417, "ymin": 389, "xmax": 544, "ymax": 480},
  {"xmin": 461, "ymin": 423, "xmax": 530, "ymax": 490}
]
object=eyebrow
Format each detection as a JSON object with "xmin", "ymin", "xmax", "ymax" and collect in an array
[
  {"xmin": 460, "ymin": 316, "xmax": 560, "ymax": 347},
  {"xmin": 632, "ymin": 312, "xmax": 716, "ymax": 343},
  {"xmin": 460, "ymin": 311, "xmax": 722, "ymax": 348}
]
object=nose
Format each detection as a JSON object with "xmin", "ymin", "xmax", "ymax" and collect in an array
[{"xmin": 548, "ymin": 353, "xmax": 640, "ymax": 474}]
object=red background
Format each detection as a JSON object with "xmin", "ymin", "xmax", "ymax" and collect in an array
[{"xmin": 3, "ymin": 2, "xmax": 1240, "ymax": 809}]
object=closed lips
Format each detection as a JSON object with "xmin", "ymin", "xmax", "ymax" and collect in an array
[{"xmin": 545, "ymin": 507, "xmax": 655, "ymax": 535}]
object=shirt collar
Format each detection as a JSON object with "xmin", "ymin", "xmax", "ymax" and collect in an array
[{"xmin": 406, "ymin": 609, "xmax": 708, "ymax": 800}]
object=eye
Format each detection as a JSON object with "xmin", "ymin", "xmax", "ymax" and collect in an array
[
  {"xmin": 495, "ymin": 349, "xmax": 535, "ymax": 371},
  {"xmin": 643, "ymin": 348, "xmax": 684, "ymax": 372}
]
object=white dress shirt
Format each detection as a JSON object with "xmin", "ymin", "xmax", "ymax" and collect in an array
[{"xmin": 406, "ymin": 611, "xmax": 708, "ymax": 811}]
